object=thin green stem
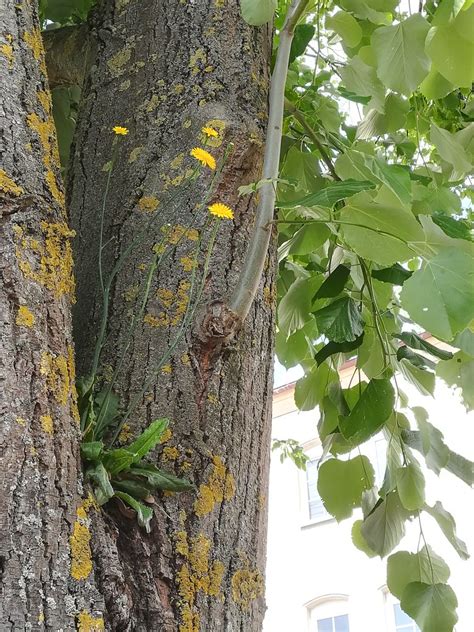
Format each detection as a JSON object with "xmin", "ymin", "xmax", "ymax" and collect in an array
[{"xmin": 109, "ymin": 220, "xmax": 219, "ymax": 446}]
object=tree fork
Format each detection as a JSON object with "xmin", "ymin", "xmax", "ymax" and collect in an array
[{"xmin": 43, "ymin": 23, "xmax": 94, "ymax": 89}]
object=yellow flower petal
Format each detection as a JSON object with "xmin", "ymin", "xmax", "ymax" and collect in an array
[
  {"xmin": 112, "ymin": 125, "xmax": 129, "ymax": 135},
  {"xmin": 202, "ymin": 126, "xmax": 219, "ymax": 138},
  {"xmin": 190, "ymin": 147, "xmax": 216, "ymax": 170},
  {"xmin": 208, "ymin": 203, "xmax": 234, "ymax": 220}
]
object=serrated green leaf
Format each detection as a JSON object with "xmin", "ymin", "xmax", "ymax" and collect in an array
[
  {"xmin": 399, "ymin": 358, "xmax": 436, "ymax": 397},
  {"xmin": 387, "ymin": 547, "xmax": 450, "ymax": 599},
  {"xmin": 335, "ymin": 152, "xmax": 412, "ymax": 203},
  {"xmin": 400, "ymin": 248, "xmax": 474, "ymax": 342},
  {"xmin": 131, "ymin": 464, "xmax": 195, "ymax": 491},
  {"xmin": 113, "ymin": 478, "xmax": 155, "ymax": 500},
  {"xmin": 278, "ymin": 276, "xmax": 321, "ymax": 337},
  {"xmin": 314, "ymin": 296, "xmax": 364, "ymax": 343},
  {"xmin": 294, "ymin": 362, "xmax": 338, "ymax": 411},
  {"xmin": 372, "ymin": 14, "xmax": 431, "ymax": 95},
  {"xmin": 339, "ymin": 378, "xmax": 394, "ymax": 445},
  {"xmin": 426, "ymin": 5, "xmax": 474, "ymax": 88},
  {"xmin": 395, "ymin": 332, "xmax": 454, "ymax": 360},
  {"xmin": 289, "ymin": 24, "xmax": 315, "ymax": 63},
  {"xmin": 430, "ymin": 123, "xmax": 472, "ymax": 181},
  {"xmin": 125, "ymin": 418, "xmax": 169, "ymax": 462},
  {"xmin": 437, "ymin": 351, "xmax": 474, "ymax": 410},
  {"xmin": 278, "ymin": 223, "xmax": 330, "ymax": 259},
  {"xmin": 432, "ymin": 214, "xmax": 472, "ymax": 242},
  {"xmin": 401, "ymin": 583, "xmax": 458, "ymax": 632},
  {"xmin": 341, "ymin": 190, "xmax": 424, "ymax": 266},
  {"xmin": 81, "ymin": 441, "xmax": 104, "ymax": 461},
  {"xmin": 339, "ymin": 55, "xmax": 385, "ymax": 111},
  {"xmin": 314, "ymin": 334, "xmax": 364, "ymax": 366},
  {"xmin": 317, "ymin": 456, "xmax": 375, "ymax": 521},
  {"xmin": 102, "ymin": 448, "xmax": 135, "ymax": 476},
  {"xmin": 277, "ymin": 179, "xmax": 375, "ymax": 209},
  {"xmin": 86, "ymin": 462, "xmax": 114, "ymax": 505},
  {"xmin": 424, "ymin": 501, "xmax": 469, "ymax": 559},
  {"xmin": 360, "ymin": 491, "xmax": 409, "ymax": 557},
  {"xmin": 315, "ymin": 265, "xmax": 351, "ymax": 299},
  {"xmin": 352, "ymin": 519, "xmax": 378, "ymax": 557},
  {"xmin": 420, "ymin": 68, "xmax": 455, "ymax": 100},
  {"xmin": 371, "ymin": 263, "xmax": 413, "ymax": 285},
  {"xmin": 114, "ymin": 491, "xmax": 154, "ymax": 532},
  {"xmin": 396, "ymin": 462, "xmax": 425, "ymax": 510},
  {"xmin": 326, "ymin": 10, "xmax": 363, "ymax": 47},
  {"xmin": 240, "ymin": 0, "xmax": 276, "ymax": 26}
]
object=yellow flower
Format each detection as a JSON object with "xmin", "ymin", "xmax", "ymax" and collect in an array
[
  {"xmin": 112, "ymin": 125, "xmax": 129, "ymax": 135},
  {"xmin": 202, "ymin": 126, "xmax": 219, "ymax": 138},
  {"xmin": 208, "ymin": 203, "xmax": 234, "ymax": 220},
  {"xmin": 190, "ymin": 147, "xmax": 216, "ymax": 170}
]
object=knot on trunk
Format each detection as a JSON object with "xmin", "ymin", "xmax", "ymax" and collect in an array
[{"xmin": 198, "ymin": 300, "xmax": 241, "ymax": 347}]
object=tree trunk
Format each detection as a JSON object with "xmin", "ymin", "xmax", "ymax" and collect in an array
[
  {"xmin": 67, "ymin": 1, "xmax": 275, "ymax": 630},
  {"xmin": 0, "ymin": 1, "xmax": 102, "ymax": 629}
]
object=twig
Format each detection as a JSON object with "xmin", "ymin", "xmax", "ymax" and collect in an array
[
  {"xmin": 285, "ymin": 98, "xmax": 340, "ymax": 180},
  {"xmin": 228, "ymin": 0, "xmax": 310, "ymax": 321}
]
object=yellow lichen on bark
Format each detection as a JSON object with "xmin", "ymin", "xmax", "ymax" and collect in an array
[
  {"xmin": 67, "ymin": 344, "xmax": 80, "ymax": 422},
  {"xmin": 16, "ymin": 221, "xmax": 76, "ymax": 299},
  {"xmin": 107, "ymin": 46, "xmax": 133, "ymax": 77},
  {"xmin": 0, "ymin": 169, "xmax": 23, "ymax": 196},
  {"xmin": 138, "ymin": 195, "xmax": 159, "ymax": 212},
  {"xmin": 40, "ymin": 350, "xmax": 75, "ymax": 407},
  {"xmin": 26, "ymin": 113, "xmax": 64, "ymax": 206},
  {"xmin": 77, "ymin": 611, "xmax": 105, "ymax": 631},
  {"xmin": 40, "ymin": 414, "xmax": 54, "ymax": 434},
  {"xmin": 0, "ymin": 37, "xmax": 14, "ymax": 68},
  {"xmin": 16, "ymin": 305, "xmax": 35, "ymax": 327},
  {"xmin": 23, "ymin": 27, "xmax": 47, "ymax": 74},
  {"xmin": 162, "ymin": 446, "xmax": 179, "ymax": 461},
  {"xmin": 70, "ymin": 504, "xmax": 93, "ymax": 581},
  {"xmin": 175, "ymin": 531, "xmax": 225, "ymax": 632},
  {"xmin": 37, "ymin": 90, "xmax": 52, "ymax": 114},
  {"xmin": 231, "ymin": 562, "xmax": 264, "ymax": 610},
  {"xmin": 194, "ymin": 455, "xmax": 236, "ymax": 517}
]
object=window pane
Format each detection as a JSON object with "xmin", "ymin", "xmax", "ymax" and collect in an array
[
  {"xmin": 306, "ymin": 459, "xmax": 329, "ymax": 521},
  {"xmin": 394, "ymin": 603, "xmax": 419, "ymax": 629},
  {"xmin": 334, "ymin": 614, "xmax": 350, "ymax": 632},
  {"xmin": 317, "ymin": 617, "xmax": 333, "ymax": 632}
]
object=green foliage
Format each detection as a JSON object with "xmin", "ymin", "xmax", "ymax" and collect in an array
[
  {"xmin": 317, "ymin": 456, "xmax": 375, "ymax": 520},
  {"xmin": 401, "ymin": 583, "xmax": 458, "ymax": 632},
  {"xmin": 273, "ymin": 0, "xmax": 473, "ymax": 627},
  {"xmin": 272, "ymin": 438, "xmax": 309, "ymax": 469},
  {"xmin": 40, "ymin": 0, "xmax": 94, "ymax": 25},
  {"xmin": 240, "ymin": 0, "xmax": 277, "ymax": 26},
  {"xmin": 80, "ymin": 415, "xmax": 194, "ymax": 532}
]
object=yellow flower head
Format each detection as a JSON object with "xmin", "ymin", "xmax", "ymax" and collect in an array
[
  {"xmin": 202, "ymin": 126, "xmax": 219, "ymax": 138},
  {"xmin": 208, "ymin": 203, "xmax": 234, "ymax": 220},
  {"xmin": 190, "ymin": 147, "xmax": 216, "ymax": 170},
  {"xmin": 112, "ymin": 126, "xmax": 129, "ymax": 135}
]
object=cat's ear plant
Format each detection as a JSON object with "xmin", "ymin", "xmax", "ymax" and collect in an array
[{"xmin": 76, "ymin": 126, "xmax": 234, "ymax": 530}]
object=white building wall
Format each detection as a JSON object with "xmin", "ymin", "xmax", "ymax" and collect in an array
[{"xmin": 264, "ymin": 380, "xmax": 474, "ymax": 632}]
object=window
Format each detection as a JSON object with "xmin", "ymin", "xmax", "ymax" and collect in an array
[
  {"xmin": 317, "ymin": 614, "xmax": 350, "ymax": 632},
  {"xmin": 307, "ymin": 595, "xmax": 350, "ymax": 632},
  {"xmin": 306, "ymin": 458, "xmax": 330, "ymax": 521},
  {"xmin": 393, "ymin": 604, "xmax": 420, "ymax": 632}
]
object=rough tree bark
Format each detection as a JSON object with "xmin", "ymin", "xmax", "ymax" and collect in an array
[
  {"xmin": 67, "ymin": 1, "xmax": 275, "ymax": 631},
  {"xmin": 0, "ymin": 1, "xmax": 102, "ymax": 630}
]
